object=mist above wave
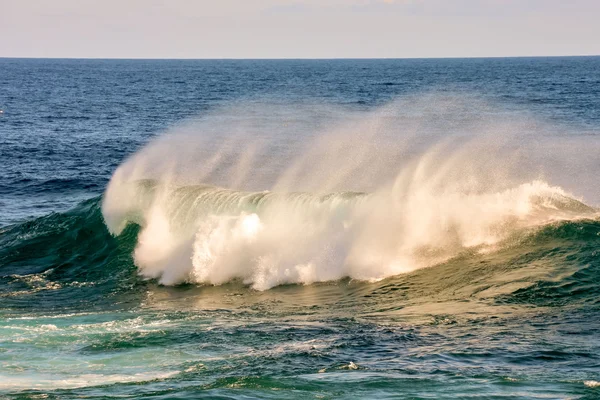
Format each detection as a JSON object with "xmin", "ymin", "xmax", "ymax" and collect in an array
[{"xmin": 102, "ymin": 95, "xmax": 599, "ymax": 290}]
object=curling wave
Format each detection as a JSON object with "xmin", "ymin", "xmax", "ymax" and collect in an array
[
  {"xmin": 100, "ymin": 99, "xmax": 599, "ymax": 290},
  {"xmin": 1, "ymin": 195, "xmax": 598, "ymax": 308},
  {"xmin": 102, "ymin": 178, "xmax": 596, "ymax": 290}
]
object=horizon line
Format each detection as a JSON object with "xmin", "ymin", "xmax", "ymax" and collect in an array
[{"xmin": 1, "ymin": 54, "xmax": 599, "ymax": 61}]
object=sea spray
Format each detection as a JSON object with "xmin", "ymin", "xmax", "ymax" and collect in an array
[{"xmin": 101, "ymin": 97, "xmax": 598, "ymax": 289}]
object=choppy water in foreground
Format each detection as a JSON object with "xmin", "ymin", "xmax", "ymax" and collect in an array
[{"xmin": 1, "ymin": 58, "xmax": 600, "ymax": 399}]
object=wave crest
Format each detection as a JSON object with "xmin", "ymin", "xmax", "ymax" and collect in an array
[
  {"xmin": 102, "ymin": 178, "xmax": 595, "ymax": 290},
  {"xmin": 101, "ymin": 99, "xmax": 598, "ymax": 290}
]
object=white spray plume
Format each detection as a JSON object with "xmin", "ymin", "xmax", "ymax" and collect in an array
[{"xmin": 102, "ymin": 94, "xmax": 599, "ymax": 290}]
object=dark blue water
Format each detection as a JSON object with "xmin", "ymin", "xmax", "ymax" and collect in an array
[{"xmin": 1, "ymin": 58, "xmax": 600, "ymax": 399}]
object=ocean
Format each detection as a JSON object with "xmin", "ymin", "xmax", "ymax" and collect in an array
[{"xmin": 1, "ymin": 57, "xmax": 599, "ymax": 399}]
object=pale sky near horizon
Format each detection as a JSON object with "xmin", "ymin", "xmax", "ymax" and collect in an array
[{"xmin": 1, "ymin": 0, "xmax": 599, "ymax": 59}]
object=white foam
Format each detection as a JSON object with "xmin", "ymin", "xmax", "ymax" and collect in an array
[{"xmin": 0, "ymin": 372, "xmax": 179, "ymax": 390}]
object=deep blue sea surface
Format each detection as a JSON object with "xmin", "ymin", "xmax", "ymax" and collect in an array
[{"xmin": 1, "ymin": 58, "xmax": 600, "ymax": 399}]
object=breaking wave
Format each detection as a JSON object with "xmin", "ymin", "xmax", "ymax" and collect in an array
[
  {"xmin": 102, "ymin": 178, "xmax": 595, "ymax": 290},
  {"xmin": 100, "ymin": 98, "xmax": 598, "ymax": 290}
]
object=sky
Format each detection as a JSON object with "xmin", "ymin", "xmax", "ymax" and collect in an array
[{"xmin": 1, "ymin": 0, "xmax": 599, "ymax": 59}]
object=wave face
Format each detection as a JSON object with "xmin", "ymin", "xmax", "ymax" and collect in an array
[
  {"xmin": 101, "ymin": 99, "xmax": 599, "ymax": 290},
  {"xmin": 2, "ymin": 195, "xmax": 599, "ymax": 309},
  {"xmin": 0, "ymin": 198, "xmax": 143, "ymax": 313}
]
